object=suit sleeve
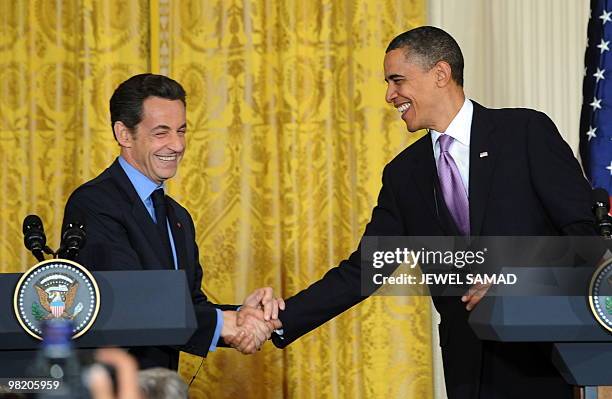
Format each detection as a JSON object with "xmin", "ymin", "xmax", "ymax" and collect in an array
[
  {"xmin": 272, "ymin": 164, "xmax": 406, "ymax": 348},
  {"xmin": 180, "ymin": 214, "xmax": 239, "ymax": 356},
  {"xmin": 526, "ymin": 111, "xmax": 597, "ymax": 235}
]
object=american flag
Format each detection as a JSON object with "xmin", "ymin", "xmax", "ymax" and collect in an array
[{"xmin": 580, "ymin": 0, "xmax": 612, "ymax": 211}]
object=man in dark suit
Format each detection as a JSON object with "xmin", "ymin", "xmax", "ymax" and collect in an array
[
  {"xmin": 269, "ymin": 27, "xmax": 597, "ymax": 398},
  {"xmin": 63, "ymin": 74, "xmax": 281, "ymax": 369}
]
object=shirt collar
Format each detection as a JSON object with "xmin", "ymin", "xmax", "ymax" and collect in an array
[
  {"xmin": 430, "ymin": 98, "xmax": 473, "ymax": 146},
  {"xmin": 118, "ymin": 156, "xmax": 164, "ymax": 202}
]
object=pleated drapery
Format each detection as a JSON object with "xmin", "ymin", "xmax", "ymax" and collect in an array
[{"xmin": 0, "ymin": 1, "xmax": 432, "ymax": 398}]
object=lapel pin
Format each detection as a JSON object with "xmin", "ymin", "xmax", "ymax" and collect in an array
[
  {"xmin": 177, "ymin": 222, "xmax": 182, "ymax": 228},
  {"xmin": 479, "ymin": 152, "xmax": 488, "ymax": 158}
]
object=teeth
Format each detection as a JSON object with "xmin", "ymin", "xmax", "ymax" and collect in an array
[
  {"xmin": 397, "ymin": 103, "xmax": 411, "ymax": 113},
  {"xmin": 157, "ymin": 155, "xmax": 177, "ymax": 161}
]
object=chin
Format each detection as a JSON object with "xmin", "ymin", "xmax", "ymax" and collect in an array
[
  {"xmin": 404, "ymin": 122, "xmax": 420, "ymax": 133},
  {"xmin": 155, "ymin": 169, "xmax": 177, "ymax": 181}
]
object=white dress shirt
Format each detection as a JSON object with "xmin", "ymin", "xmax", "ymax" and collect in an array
[{"xmin": 430, "ymin": 98, "xmax": 473, "ymax": 194}]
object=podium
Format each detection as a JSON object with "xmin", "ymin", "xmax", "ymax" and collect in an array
[
  {"xmin": 0, "ymin": 270, "xmax": 197, "ymax": 377},
  {"xmin": 469, "ymin": 272, "xmax": 612, "ymax": 386}
]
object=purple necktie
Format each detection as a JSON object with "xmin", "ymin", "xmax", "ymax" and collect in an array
[{"xmin": 437, "ymin": 134, "xmax": 470, "ymax": 235}]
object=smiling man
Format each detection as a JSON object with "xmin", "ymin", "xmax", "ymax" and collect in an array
[
  {"xmin": 117, "ymin": 95, "xmax": 186, "ymax": 186},
  {"xmin": 63, "ymin": 74, "xmax": 280, "ymax": 369},
  {"xmin": 270, "ymin": 27, "xmax": 597, "ymax": 399}
]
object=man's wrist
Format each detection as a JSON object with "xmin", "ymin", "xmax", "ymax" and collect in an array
[{"xmin": 221, "ymin": 310, "xmax": 237, "ymax": 338}]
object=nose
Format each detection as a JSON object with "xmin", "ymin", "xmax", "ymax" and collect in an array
[
  {"xmin": 385, "ymin": 83, "xmax": 397, "ymax": 104},
  {"xmin": 168, "ymin": 131, "xmax": 186, "ymax": 153}
]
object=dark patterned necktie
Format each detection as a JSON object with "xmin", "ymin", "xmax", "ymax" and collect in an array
[{"xmin": 151, "ymin": 188, "xmax": 174, "ymax": 267}]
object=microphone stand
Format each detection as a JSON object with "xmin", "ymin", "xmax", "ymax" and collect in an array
[{"xmin": 598, "ymin": 215, "xmax": 612, "ymax": 240}]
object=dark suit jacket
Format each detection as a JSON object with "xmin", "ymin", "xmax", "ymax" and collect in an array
[
  {"xmin": 63, "ymin": 159, "xmax": 235, "ymax": 370},
  {"xmin": 271, "ymin": 103, "xmax": 597, "ymax": 399}
]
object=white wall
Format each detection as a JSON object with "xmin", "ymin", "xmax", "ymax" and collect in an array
[{"xmin": 429, "ymin": 0, "xmax": 589, "ymax": 154}]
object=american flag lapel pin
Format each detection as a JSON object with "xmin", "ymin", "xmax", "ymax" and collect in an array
[{"xmin": 479, "ymin": 152, "xmax": 488, "ymax": 158}]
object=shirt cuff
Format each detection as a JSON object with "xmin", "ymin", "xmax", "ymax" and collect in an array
[{"xmin": 209, "ymin": 308, "xmax": 224, "ymax": 352}]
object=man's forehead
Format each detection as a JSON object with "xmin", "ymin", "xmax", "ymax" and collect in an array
[
  {"xmin": 141, "ymin": 97, "xmax": 185, "ymax": 114},
  {"xmin": 142, "ymin": 95, "xmax": 185, "ymax": 107},
  {"xmin": 140, "ymin": 97, "xmax": 186, "ymax": 126},
  {"xmin": 384, "ymin": 49, "xmax": 428, "ymax": 75},
  {"xmin": 384, "ymin": 50, "xmax": 409, "ymax": 75},
  {"xmin": 384, "ymin": 47, "xmax": 417, "ymax": 65}
]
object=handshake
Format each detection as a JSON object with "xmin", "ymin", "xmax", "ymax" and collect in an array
[{"xmin": 220, "ymin": 288, "xmax": 284, "ymax": 354}]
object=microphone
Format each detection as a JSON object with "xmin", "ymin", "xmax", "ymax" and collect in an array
[
  {"xmin": 22, "ymin": 215, "xmax": 47, "ymax": 262},
  {"xmin": 592, "ymin": 188, "xmax": 612, "ymax": 238},
  {"xmin": 59, "ymin": 219, "xmax": 86, "ymax": 260}
]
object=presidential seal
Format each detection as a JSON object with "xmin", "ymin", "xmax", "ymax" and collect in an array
[
  {"xmin": 589, "ymin": 256, "xmax": 612, "ymax": 333},
  {"xmin": 13, "ymin": 259, "xmax": 100, "ymax": 340}
]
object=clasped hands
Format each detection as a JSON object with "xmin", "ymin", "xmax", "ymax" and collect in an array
[{"xmin": 221, "ymin": 287, "xmax": 284, "ymax": 354}]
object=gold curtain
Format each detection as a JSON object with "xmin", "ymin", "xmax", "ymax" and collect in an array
[{"xmin": 0, "ymin": 1, "xmax": 431, "ymax": 398}]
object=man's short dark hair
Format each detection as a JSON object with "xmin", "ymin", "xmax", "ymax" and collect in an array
[
  {"xmin": 386, "ymin": 26, "xmax": 464, "ymax": 87},
  {"xmin": 110, "ymin": 73, "xmax": 186, "ymax": 138}
]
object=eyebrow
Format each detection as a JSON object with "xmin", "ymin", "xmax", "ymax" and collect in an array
[
  {"xmin": 151, "ymin": 123, "xmax": 187, "ymax": 131},
  {"xmin": 384, "ymin": 74, "xmax": 405, "ymax": 82}
]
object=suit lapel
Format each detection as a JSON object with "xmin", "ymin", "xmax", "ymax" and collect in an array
[
  {"xmin": 166, "ymin": 203, "xmax": 188, "ymax": 270},
  {"xmin": 409, "ymin": 135, "xmax": 449, "ymax": 234},
  {"xmin": 468, "ymin": 102, "xmax": 502, "ymax": 236},
  {"xmin": 108, "ymin": 160, "xmax": 173, "ymax": 268},
  {"xmin": 167, "ymin": 202, "xmax": 194, "ymax": 290}
]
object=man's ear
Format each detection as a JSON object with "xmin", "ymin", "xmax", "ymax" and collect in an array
[
  {"xmin": 433, "ymin": 61, "xmax": 453, "ymax": 88},
  {"xmin": 114, "ymin": 121, "xmax": 132, "ymax": 148}
]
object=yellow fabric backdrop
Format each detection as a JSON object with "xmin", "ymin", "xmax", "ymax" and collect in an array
[{"xmin": 0, "ymin": 1, "xmax": 431, "ymax": 398}]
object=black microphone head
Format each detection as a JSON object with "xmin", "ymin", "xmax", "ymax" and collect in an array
[
  {"xmin": 23, "ymin": 214, "xmax": 43, "ymax": 234},
  {"xmin": 593, "ymin": 188, "xmax": 611, "ymax": 212},
  {"xmin": 60, "ymin": 218, "xmax": 86, "ymax": 259},
  {"xmin": 22, "ymin": 214, "xmax": 46, "ymax": 251}
]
